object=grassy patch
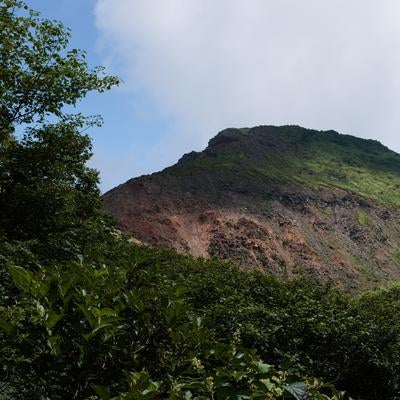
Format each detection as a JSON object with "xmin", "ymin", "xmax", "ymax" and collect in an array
[
  {"xmin": 357, "ymin": 210, "xmax": 368, "ymax": 226},
  {"xmin": 352, "ymin": 255, "xmax": 379, "ymax": 284},
  {"xmin": 171, "ymin": 126, "xmax": 400, "ymax": 207}
]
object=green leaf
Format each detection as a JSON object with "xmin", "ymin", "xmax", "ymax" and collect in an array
[
  {"xmin": 93, "ymin": 385, "xmax": 111, "ymax": 400},
  {"xmin": 0, "ymin": 318, "xmax": 15, "ymax": 335},
  {"xmin": 47, "ymin": 334, "xmax": 61, "ymax": 356},
  {"xmin": 78, "ymin": 303, "xmax": 95, "ymax": 328},
  {"xmin": 285, "ymin": 382, "xmax": 309, "ymax": 399},
  {"xmin": 257, "ymin": 362, "xmax": 272, "ymax": 373},
  {"xmin": 46, "ymin": 309, "xmax": 63, "ymax": 329},
  {"xmin": 9, "ymin": 265, "xmax": 33, "ymax": 292}
]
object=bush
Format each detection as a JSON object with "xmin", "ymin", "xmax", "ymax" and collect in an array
[{"xmin": 1, "ymin": 247, "xmax": 348, "ymax": 399}]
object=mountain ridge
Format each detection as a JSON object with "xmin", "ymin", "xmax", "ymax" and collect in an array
[{"xmin": 103, "ymin": 125, "xmax": 400, "ymax": 290}]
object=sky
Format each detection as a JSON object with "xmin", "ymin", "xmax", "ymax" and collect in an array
[{"xmin": 29, "ymin": 1, "xmax": 400, "ymax": 192}]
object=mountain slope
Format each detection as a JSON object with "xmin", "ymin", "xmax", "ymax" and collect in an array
[{"xmin": 103, "ymin": 125, "xmax": 400, "ymax": 290}]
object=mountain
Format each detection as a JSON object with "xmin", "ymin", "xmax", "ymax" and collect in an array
[{"xmin": 103, "ymin": 125, "xmax": 400, "ymax": 290}]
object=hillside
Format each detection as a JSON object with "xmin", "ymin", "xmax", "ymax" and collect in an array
[{"xmin": 103, "ymin": 125, "xmax": 400, "ymax": 290}]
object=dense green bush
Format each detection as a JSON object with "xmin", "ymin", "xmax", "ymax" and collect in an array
[
  {"xmin": 2, "ymin": 244, "xmax": 400, "ymax": 398},
  {"xmin": 0, "ymin": 249, "xmax": 347, "ymax": 399},
  {"xmin": 121, "ymin": 248, "xmax": 400, "ymax": 400}
]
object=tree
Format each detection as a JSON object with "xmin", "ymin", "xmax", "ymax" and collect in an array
[
  {"xmin": 0, "ymin": 0, "xmax": 119, "ymax": 259},
  {"xmin": 0, "ymin": 0, "xmax": 119, "ymax": 144},
  {"xmin": 0, "ymin": 122, "xmax": 100, "ymax": 254}
]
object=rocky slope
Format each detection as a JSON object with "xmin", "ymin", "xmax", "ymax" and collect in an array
[{"xmin": 103, "ymin": 125, "xmax": 400, "ymax": 290}]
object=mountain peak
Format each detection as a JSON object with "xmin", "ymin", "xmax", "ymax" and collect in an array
[
  {"xmin": 103, "ymin": 126, "xmax": 400, "ymax": 291},
  {"xmin": 169, "ymin": 125, "xmax": 398, "ymax": 207}
]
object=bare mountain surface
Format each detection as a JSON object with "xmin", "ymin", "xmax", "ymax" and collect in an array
[{"xmin": 103, "ymin": 125, "xmax": 400, "ymax": 290}]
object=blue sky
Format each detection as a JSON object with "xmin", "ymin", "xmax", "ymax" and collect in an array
[
  {"xmin": 29, "ymin": 0, "xmax": 179, "ymax": 192},
  {"xmin": 28, "ymin": 1, "xmax": 400, "ymax": 192}
]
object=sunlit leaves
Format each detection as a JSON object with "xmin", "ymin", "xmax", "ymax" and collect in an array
[{"xmin": 0, "ymin": 0, "xmax": 120, "ymax": 141}]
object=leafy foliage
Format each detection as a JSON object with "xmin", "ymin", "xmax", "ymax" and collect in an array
[
  {"xmin": 0, "ymin": 122, "xmax": 99, "ymax": 244},
  {"xmin": 0, "ymin": 0, "xmax": 119, "ymax": 142},
  {"xmin": 1, "ymin": 250, "xmax": 348, "ymax": 399},
  {"xmin": 0, "ymin": 0, "xmax": 119, "ymax": 263},
  {"xmin": 2, "ymin": 244, "xmax": 400, "ymax": 398}
]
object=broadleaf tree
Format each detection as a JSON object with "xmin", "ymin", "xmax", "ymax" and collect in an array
[
  {"xmin": 0, "ymin": 0, "xmax": 119, "ymax": 142},
  {"xmin": 0, "ymin": 0, "xmax": 120, "ymax": 259}
]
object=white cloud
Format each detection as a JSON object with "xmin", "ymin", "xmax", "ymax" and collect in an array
[{"xmin": 95, "ymin": 0, "xmax": 400, "ymax": 154}]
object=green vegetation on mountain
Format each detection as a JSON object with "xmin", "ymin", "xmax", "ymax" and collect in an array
[
  {"xmin": 1, "ymin": 1, "xmax": 400, "ymax": 399},
  {"xmin": 172, "ymin": 126, "xmax": 400, "ymax": 206}
]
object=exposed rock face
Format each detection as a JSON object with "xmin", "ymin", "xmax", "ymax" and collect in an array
[{"xmin": 103, "ymin": 125, "xmax": 400, "ymax": 290}]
